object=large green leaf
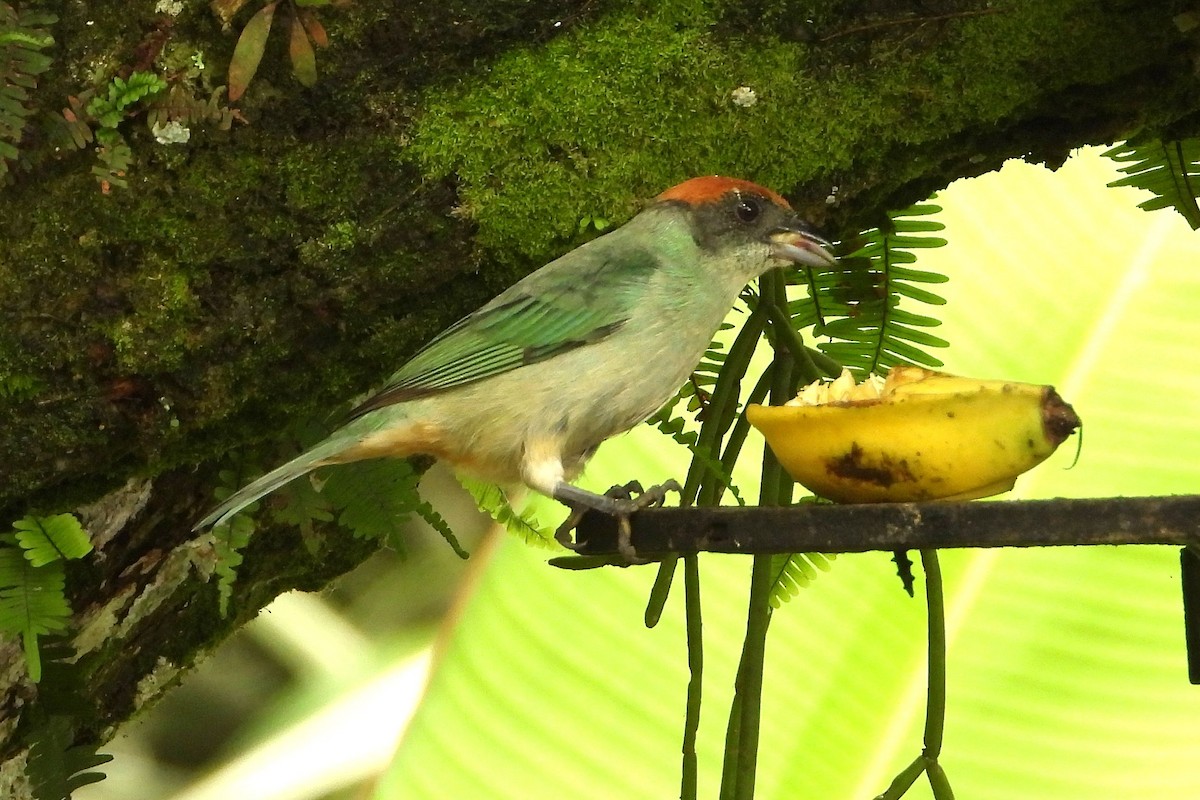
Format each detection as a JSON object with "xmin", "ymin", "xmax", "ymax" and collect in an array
[{"xmin": 374, "ymin": 147, "xmax": 1200, "ymax": 799}]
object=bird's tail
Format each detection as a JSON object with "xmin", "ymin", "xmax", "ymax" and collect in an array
[{"xmin": 193, "ymin": 436, "xmax": 353, "ymax": 531}]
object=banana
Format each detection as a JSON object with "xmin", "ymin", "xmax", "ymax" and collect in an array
[{"xmin": 746, "ymin": 367, "xmax": 1080, "ymax": 504}]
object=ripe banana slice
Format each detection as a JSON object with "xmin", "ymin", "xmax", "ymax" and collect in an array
[{"xmin": 747, "ymin": 367, "xmax": 1080, "ymax": 504}]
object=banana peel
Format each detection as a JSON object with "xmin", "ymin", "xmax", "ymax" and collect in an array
[{"xmin": 747, "ymin": 367, "xmax": 1080, "ymax": 504}]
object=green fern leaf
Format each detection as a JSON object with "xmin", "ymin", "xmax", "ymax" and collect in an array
[
  {"xmin": 26, "ymin": 716, "xmax": 113, "ymax": 800},
  {"xmin": 322, "ymin": 459, "xmax": 466, "ymax": 557},
  {"xmin": 272, "ymin": 476, "xmax": 333, "ymax": 554},
  {"xmin": 323, "ymin": 459, "xmax": 420, "ymax": 542},
  {"xmin": 1104, "ymin": 138, "xmax": 1200, "ymax": 229},
  {"xmin": 768, "ymin": 551, "xmax": 835, "ymax": 608},
  {"xmin": 212, "ymin": 515, "xmax": 254, "ymax": 617},
  {"xmin": 792, "ymin": 198, "xmax": 950, "ymax": 376},
  {"xmin": 458, "ymin": 477, "xmax": 555, "ymax": 549},
  {"xmin": 91, "ymin": 138, "xmax": 132, "ymax": 190},
  {"xmin": 0, "ymin": 542, "xmax": 70, "ymax": 681},
  {"xmin": 646, "ymin": 404, "xmax": 745, "ymax": 506},
  {"xmin": 0, "ymin": 5, "xmax": 56, "ymax": 182},
  {"xmin": 85, "ymin": 71, "xmax": 167, "ymax": 127},
  {"xmin": 410, "ymin": 496, "xmax": 468, "ymax": 559},
  {"xmin": 13, "ymin": 515, "xmax": 92, "ymax": 567}
]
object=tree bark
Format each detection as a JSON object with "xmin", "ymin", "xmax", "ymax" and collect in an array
[{"xmin": 0, "ymin": 0, "xmax": 1196, "ymax": 790}]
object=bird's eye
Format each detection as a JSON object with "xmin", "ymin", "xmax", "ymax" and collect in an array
[{"xmin": 734, "ymin": 196, "xmax": 762, "ymax": 223}]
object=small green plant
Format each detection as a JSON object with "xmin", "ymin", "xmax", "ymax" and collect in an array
[
  {"xmin": 86, "ymin": 72, "xmax": 166, "ymax": 191},
  {"xmin": 321, "ymin": 459, "xmax": 465, "ymax": 556},
  {"xmin": 0, "ymin": 4, "xmax": 56, "ymax": 183},
  {"xmin": 205, "ymin": 455, "xmax": 467, "ymax": 615},
  {"xmin": 25, "ymin": 715, "xmax": 113, "ymax": 800},
  {"xmin": 0, "ymin": 514, "xmax": 93, "ymax": 682},
  {"xmin": 1104, "ymin": 137, "xmax": 1200, "ymax": 229},
  {"xmin": 55, "ymin": 71, "xmax": 168, "ymax": 191},
  {"xmin": 458, "ymin": 476, "xmax": 555, "ymax": 548},
  {"xmin": 85, "ymin": 72, "xmax": 167, "ymax": 131},
  {"xmin": 794, "ymin": 198, "xmax": 950, "ymax": 376}
]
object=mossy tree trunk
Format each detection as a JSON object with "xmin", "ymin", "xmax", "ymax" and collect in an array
[{"xmin": 0, "ymin": 0, "xmax": 1196, "ymax": 790}]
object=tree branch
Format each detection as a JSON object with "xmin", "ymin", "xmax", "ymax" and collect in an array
[{"xmin": 572, "ymin": 495, "xmax": 1200, "ymax": 555}]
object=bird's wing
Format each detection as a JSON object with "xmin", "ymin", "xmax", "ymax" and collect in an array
[{"xmin": 347, "ymin": 243, "xmax": 658, "ymax": 418}]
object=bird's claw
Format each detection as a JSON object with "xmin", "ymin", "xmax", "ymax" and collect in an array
[{"xmin": 554, "ymin": 479, "xmax": 682, "ymax": 563}]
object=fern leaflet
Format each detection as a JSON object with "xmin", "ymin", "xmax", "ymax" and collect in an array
[
  {"xmin": 0, "ymin": 539, "xmax": 69, "ymax": 682},
  {"xmin": 1104, "ymin": 138, "xmax": 1200, "ymax": 229},
  {"xmin": 212, "ymin": 514, "xmax": 253, "ymax": 617},
  {"xmin": 458, "ymin": 477, "xmax": 555, "ymax": 549},
  {"xmin": 85, "ymin": 72, "xmax": 167, "ymax": 128},
  {"xmin": 13, "ymin": 514, "xmax": 92, "ymax": 567},
  {"xmin": 25, "ymin": 716, "xmax": 113, "ymax": 800},
  {"xmin": 768, "ymin": 551, "xmax": 835, "ymax": 608},
  {"xmin": 791, "ymin": 199, "xmax": 950, "ymax": 376},
  {"xmin": 0, "ymin": 4, "xmax": 56, "ymax": 183},
  {"xmin": 646, "ymin": 403, "xmax": 745, "ymax": 506},
  {"xmin": 322, "ymin": 459, "xmax": 466, "ymax": 558}
]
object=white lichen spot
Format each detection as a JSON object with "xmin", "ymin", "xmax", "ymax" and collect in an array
[
  {"xmin": 731, "ymin": 86, "xmax": 758, "ymax": 107},
  {"xmin": 191, "ymin": 50, "xmax": 205, "ymax": 71},
  {"xmin": 152, "ymin": 119, "xmax": 191, "ymax": 145},
  {"xmin": 825, "ymin": 185, "xmax": 840, "ymax": 205},
  {"xmin": 134, "ymin": 657, "xmax": 181, "ymax": 708},
  {"xmin": 155, "ymin": 0, "xmax": 184, "ymax": 16}
]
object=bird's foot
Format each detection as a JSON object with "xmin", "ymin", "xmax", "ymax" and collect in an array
[{"xmin": 553, "ymin": 479, "xmax": 683, "ymax": 563}]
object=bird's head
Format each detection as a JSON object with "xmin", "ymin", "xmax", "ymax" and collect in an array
[{"xmin": 653, "ymin": 176, "xmax": 836, "ymax": 277}]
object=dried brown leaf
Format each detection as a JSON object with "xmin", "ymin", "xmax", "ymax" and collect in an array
[{"xmin": 298, "ymin": 9, "xmax": 328, "ymax": 47}]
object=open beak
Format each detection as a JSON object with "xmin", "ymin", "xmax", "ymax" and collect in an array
[{"xmin": 769, "ymin": 227, "xmax": 837, "ymax": 268}]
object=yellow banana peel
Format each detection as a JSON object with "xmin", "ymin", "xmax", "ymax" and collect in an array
[{"xmin": 747, "ymin": 367, "xmax": 1081, "ymax": 504}]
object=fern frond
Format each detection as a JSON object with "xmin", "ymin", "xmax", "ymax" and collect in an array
[
  {"xmin": 646, "ymin": 404, "xmax": 745, "ymax": 505},
  {"xmin": 13, "ymin": 515, "xmax": 92, "ymax": 567},
  {"xmin": 410, "ymin": 496, "xmax": 467, "ymax": 558},
  {"xmin": 146, "ymin": 85, "xmax": 238, "ymax": 132},
  {"xmin": 1104, "ymin": 138, "xmax": 1200, "ymax": 229},
  {"xmin": 0, "ymin": 539, "xmax": 70, "ymax": 681},
  {"xmin": 91, "ymin": 138, "xmax": 131, "ymax": 191},
  {"xmin": 211, "ymin": 514, "xmax": 253, "ymax": 617},
  {"xmin": 0, "ymin": 4, "xmax": 56, "ymax": 183},
  {"xmin": 767, "ymin": 551, "xmax": 835, "ymax": 608},
  {"xmin": 26, "ymin": 716, "xmax": 113, "ymax": 800},
  {"xmin": 272, "ymin": 476, "xmax": 333, "ymax": 554},
  {"xmin": 458, "ymin": 477, "xmax": 555, "ymax": 549},
  {"xmin": 792, "ymin": 198, "xmax": 950, "ymax": 376},
  {"xmin": 322, "ymin": 459, "xmax": 467, "ymax": 557},
  {"xmin": 85, "ymin": 71, "xmax": 167, "ymax": 128}
]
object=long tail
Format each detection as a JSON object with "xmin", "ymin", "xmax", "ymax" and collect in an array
[{"xmin": 193, "ymin": 436, "xmax": 355, "ymax": 530}]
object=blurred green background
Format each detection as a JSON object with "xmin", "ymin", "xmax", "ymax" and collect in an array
[{"xmin": 80, "ymin": 147, "xmax": 1200, "ymax": 800}]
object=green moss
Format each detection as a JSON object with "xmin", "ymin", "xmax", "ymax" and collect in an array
[
  {"xmin": 104, "ymin": 261, "xmax": 200, "ymax": 373},
  {"xmin": 407, "ymin": 0, "xmax": 1177, "ymax": 256}
]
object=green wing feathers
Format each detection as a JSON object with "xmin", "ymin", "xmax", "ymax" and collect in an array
[{"xmin": 348, "ymin": 240, "xmax": 661, "ymax": 417}]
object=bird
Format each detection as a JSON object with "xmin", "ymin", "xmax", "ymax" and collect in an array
[{"xmin": 195, "ymin": 176, "xmax": 836, "ymax": 558}]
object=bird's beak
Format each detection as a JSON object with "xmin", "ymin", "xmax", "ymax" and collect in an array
[{"xmin": 769, "ymin": 227, "xmax": 837, "ymax": 268}]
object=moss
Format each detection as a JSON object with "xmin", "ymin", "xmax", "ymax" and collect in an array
[
  {"xmin": 407, "ymin": 0, "xmax": 1180, "ymax": 257},
  {"xmin": 0, "ymin": 123, "xmax": 479, "ymax": 514}
]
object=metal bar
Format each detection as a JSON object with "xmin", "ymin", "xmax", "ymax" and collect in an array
[
  {"xmin": 1182, "ymin": 547, "xmax": 1200, "ymax": 685},
  {"xmin": 571, "ymin": 495, "xmax": 1200, "ymax": 556}
]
